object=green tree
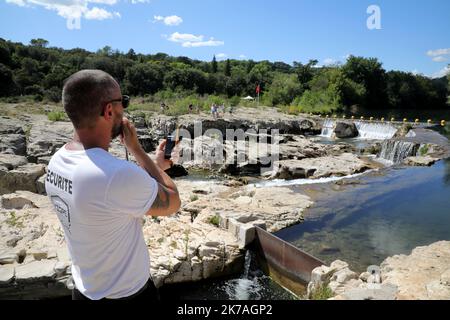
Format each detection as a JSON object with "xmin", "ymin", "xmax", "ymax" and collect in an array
[
  {"xmin": 0, "ymin": 63, "xmax": 16, "ymax": 96},
  {"xmin": 30, "ymin": 38, "xmax": 49, "ymax": 48},
  {"xmin": 224, "ymin": 59, "xmax": 231, "ymax": 77},
  {"xmin": 263, "ymin": 73, "xmax": 303, "ymax": 106},
  {"xmin": 124, "ymin": 62, "xmax": 164, "ymax": 95},
  {"xmin": 211, "ymin": 55, "xmax": 218, "ymax": 73},
  {"xmin": 342, "ymin": 56, "xmax": 388, "ymax": 109}
]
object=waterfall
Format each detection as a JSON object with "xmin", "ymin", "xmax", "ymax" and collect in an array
[
  {"xmin": 378, "ymin": 140, "xmax": 420, "ymax": 163},
  {"xmin": 320, "ymin": 119, "xmax": 335, "ymax": 137},
  {"xmin": 320, "ymin": 120, "xmax": 397, "ymax": 140},
  {"xmin": 355, "ymin": 121, "xmax": 397, "ymax": 140}
]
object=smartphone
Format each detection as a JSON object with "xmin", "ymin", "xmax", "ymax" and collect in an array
[{"xmin": 164, "ymin": 135, "xmax": 182, "ymax": 159}]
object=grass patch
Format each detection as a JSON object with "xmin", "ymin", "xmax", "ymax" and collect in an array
[
  {"xmin": 190, "ymin": 194, "xmax": 199, "ymax": 202},
  {"xmin": 310, "ymin": 283, "xmax": 333, "ymax": 300},
  {"xmin": 47, "ymin": 111, "xmax": 66, "ymax": 122},
  {"xmin": 6, "ymin": 211, "xmax": 24, "ymax": 228},
  {"xmin": 208, "ymin": 215, "xmax": 220, "ymax": 227},
  {"xmin": 419, "ymin": 144, "xmax": 429, "ymax": 156}
]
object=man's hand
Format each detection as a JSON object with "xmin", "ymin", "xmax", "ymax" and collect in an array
[
  {"xmin": 155, "ymin": 140, "xmax": 174, "ymax": 171},
  {"xmin": 120, "ymin": 117, "xmax": 141, "ymax": 153}
]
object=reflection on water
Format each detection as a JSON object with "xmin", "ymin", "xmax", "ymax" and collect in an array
[{"xmin": 276, "ymin": 159, "xmax": 450, "ymax": 272}]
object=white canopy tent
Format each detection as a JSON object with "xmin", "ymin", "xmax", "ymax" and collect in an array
[{"xmin": 241, "ymin": 96, "xmax": 255, "ymax": 100}]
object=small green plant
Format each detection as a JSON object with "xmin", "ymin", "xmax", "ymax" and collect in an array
[
  {"xmin": 208, "ymin": 215, "xmax": 220, "ymax": 227},
  {"xmin": 190, "ymin": 194, "xmax": 199, "ymax": 202},
  {"xmin": 310, "ymin": 283, "xmax": 333, "ymax": 300},
  {"xmin": 419, "ymin": 144, "xmax": 429, "ymax": 156},
  {"xmin": 47, "ymin": 111, "xmax": 66, "ymax": 122},
  {"xmin": 157, "ymin": 237, "xmax": 164, "ymax": 244},
  {"xmin": 6, "ymin": 211, "xmax": 24, "ymax": 228},
  {"xmin": 170, "ymin": 240, "xmax": 178, "ymax": 249},
  {"xmin": 183, "ymin": 230, "xmax": 190, "ymax": 257}
]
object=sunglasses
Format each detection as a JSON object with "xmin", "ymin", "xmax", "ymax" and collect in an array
[{"xmin": 100, "ymin": 95, "xmax": 130, "ymax": 116}]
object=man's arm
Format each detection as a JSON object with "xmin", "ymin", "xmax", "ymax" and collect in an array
[{"xmin": 121, "ymin": 118, "xmax": 181, "ymax": 216}]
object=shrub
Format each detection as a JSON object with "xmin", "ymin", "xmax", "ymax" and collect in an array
[
  {"xmin": 310, "ymin": 283, "xmax": 333, "ymax": 300},
  {"xmin": 47, "ymin": 111, "xmax": 66, "ymax": 122},
  {"xmin": 208, "ymin": 215, "xmax": 220, "ymax": 227}
]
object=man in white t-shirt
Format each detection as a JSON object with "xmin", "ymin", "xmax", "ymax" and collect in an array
[{"xmin": 45, "ymin": 69, "xmax": 181, "ymax": 300}]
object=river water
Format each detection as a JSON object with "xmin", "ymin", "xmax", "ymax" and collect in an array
[{"xmin": 166, "ymin": 121, "xmax": 450, "ymax": 300}]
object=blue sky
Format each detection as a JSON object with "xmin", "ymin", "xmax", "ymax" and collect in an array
[{"xmin": 1, "ymin": 0, "xmax": 449, "ymax": 78}]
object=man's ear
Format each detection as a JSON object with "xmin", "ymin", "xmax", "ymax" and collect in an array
[{"xmin": 104, "ymin": 103, "xmax": 113, "ymax": 119}]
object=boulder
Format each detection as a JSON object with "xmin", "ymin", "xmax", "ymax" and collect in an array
[
  {"xmin": 334, "ymin": 122, "xmax": 358, "ymax": 138},
  {"xmin": 0, "ymin": 154, "xmax": 28, "ymax": 170},
  {"xmin": 14, "ymin": 260, "xmax": 57, "ymax": 283},
  {"xmin": 0, "ymin": 265, "xmax": 15, "ymax": 285},
  {"xmin": 27, "ymin": 121, "xmax": 73, "ymax": 163},
  {"xmin": 271, "ymin": 153, "xmax": 373, "ymax": 180},
  {"xmin": 403, "ymin": 156, "xmax": 438, "ymax": 167},
  {"xmin": 0, "ymin": 134, "xmax": 27, "ymax": 156},
  {"xmin": 380, "ymin": 241, "xmax": 450, "ymax": 300},
  {"xmin": 0, "ymin": 163, "xmax": 46, "ymax": 195}
]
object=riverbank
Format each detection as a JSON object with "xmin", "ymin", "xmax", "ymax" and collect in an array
[{"xmin": 1, "ymin": 104, "xmax": 449, "ymax": 299}]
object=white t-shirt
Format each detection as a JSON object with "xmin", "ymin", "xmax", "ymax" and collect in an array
[{"xmin": 45, "ymin": 146, "xmax": 158, "ymax": 300}]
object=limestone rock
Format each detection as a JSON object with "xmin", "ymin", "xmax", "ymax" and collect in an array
[
  {"xmin": 0, "ymin": 134, "xmax": 26, "ymax": 156},
  {"xmin": 380, "ymin": 241, "xmax": 450, "ymax": 300},
  {"xmin": 15, "ymin": 260, "xmax": 57, "ymax": 283},
  {"xmin": 0, "ymin": 163, "xmax": 45, "ymax": 195},
  {"xmin": 0, "ymin": 154, "xmax": 28, "ymax": 170},
  {"xmin": 403, "ymin": 156, "xmax": 438, "ymax": 167},
  {"xmin": 271, "ymin": 153, "xmax": 373, "ymax": 180},
  {"xmin": 27, "ymin": 121, "xmax": 73, "ymax": 163},
  {"xmin": 0, "ymin": 265, "xmax": 15, "ymax": 285}
]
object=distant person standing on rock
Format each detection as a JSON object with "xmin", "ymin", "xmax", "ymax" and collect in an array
[{"xmin": 45, "ymin": 69, "xmax": 181, "ymax": 300}]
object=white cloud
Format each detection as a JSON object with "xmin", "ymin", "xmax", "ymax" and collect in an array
[
  {"xmin": 153, "ymin": 15, "xmax": 183, "ymax": 26},
  {"xmin": 168, "ymin": 32, "xmax": 203, "ymax": 43},
  {"xmin": 427, "ymin": 48, "xmax": 450, "ymax": 57},
  {"xmin": 167, "ymin": 32, "xmax": 224, "ymax": 48},
  {"xmin": 216, "ymin": 53, "xmax": 227, "ymax": 59},
  {"xmin": 432, "ymin": 56, "xmax": 447, "ymax": 62},
  {"xmin": 239, "ymin": 54, "xmax": 247, "ymax": 59},
  {"xmin": 5, "ymin": 0, "xmax": 27, "ymax": 7},
  {"xmin": 182, "ymin": 39, "xmax": 224, "ymax": 48},
  {"xmin": 131, "ymin": 0, "xmax": 150, "ymax": 3},
  {"xmin": 323, "ymin": 58, "xmax": 335, "ymax": 66},
  {"xmin": 89, "ymin": 0, "xmax": 118, "ymax": 5},
  {"xmin": 5, "ymin": 0, "xmax": 120, "ymax": 29},
  {"xmin": 431, "ymin": 65, "xmax": 450, "ymax": 79},
  {"xmin": 163, "ymin": 15, "xmax": 182, "ymax": 26},
  {"xmin": 84, "ymin": 7, "xmax": 116, "ymax": 20}
]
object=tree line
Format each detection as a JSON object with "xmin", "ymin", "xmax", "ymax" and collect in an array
[{"xmin": 0, "ymin": 38, "xmax": 448, "ymax": 114}]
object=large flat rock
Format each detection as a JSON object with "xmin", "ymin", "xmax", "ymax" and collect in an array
[{"xmin": 381, "ymin": 241, "xmax": 450, "ymax": 300}]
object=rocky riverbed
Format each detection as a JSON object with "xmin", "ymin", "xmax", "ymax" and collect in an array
[{"xmin": 0, "ymin": 105, "xmax": 449, "ymax": 299}]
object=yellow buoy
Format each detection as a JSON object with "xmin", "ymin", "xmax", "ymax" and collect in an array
[
  {"xmin": 369, "ymin": 117, "xmax": 374, "ymax": 122},
  {"xmin": 381, "ymin": 117, "xmax": 385, "ymax": 122},
  {"xmin": 351, "ymin": 116, "xmax": 355, "ymax": 120},
  {"xmin": 427, "ymin": 119, "xmax": 432, "ymax": 124},
  {"xmin": 360, "ymin": 116, "xmax": 364, "ymax": 120},
  {"xmin": 441, "ymin": 120, "xmax": 446, "ymax": 126},
  {"xmin": 342, "ymin": 115, "xmax": 346, "ymax": 119},
  {"xmin": 333, "ymin": 114, "xmax": 337, "ymax": 119},
  {"xmin": 403, "ymin": 118, "xmax": 407, "ymax": 123},
  {"xmin": 391, "ymin": 117, "xmax": 395, "ymax": 122},
  {"xmin": 326, "ymin": 115, "xmax": 329, "ymax": 118}
]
